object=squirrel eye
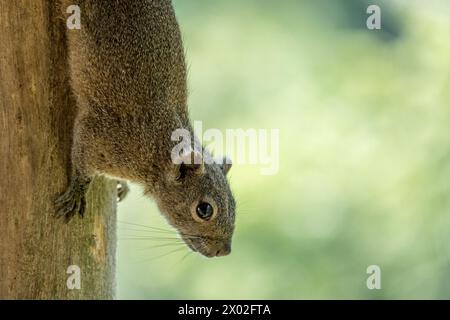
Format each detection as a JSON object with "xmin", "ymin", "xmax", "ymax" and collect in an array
[{"xmin": 196, "ymin": 202, "xmax": 213, "ymax": 220}]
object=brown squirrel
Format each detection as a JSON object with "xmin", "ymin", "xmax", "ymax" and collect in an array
[{"xmin": 56, "ymin": 0, "xmax": 235, "ymax": 257}]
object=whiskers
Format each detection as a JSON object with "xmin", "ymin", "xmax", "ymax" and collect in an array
[
  {"xmin": 137, "ymin": 247, "xmax": 188, "ymax": 263},
  {"xmin": 117, "ymin": 220, "xmax": 196, "ymax": 265},
  {"xmin": 179, "ymin": 250, "xmax": 194, "ymax": 263},
  {"xmin": 118, "ymin": 220, "xmax": 176, "ymax": 234}
]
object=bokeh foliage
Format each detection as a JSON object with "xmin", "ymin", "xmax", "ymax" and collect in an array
[{"xmin": 117, "ymin": 0, "xmax": 450, "ymax": 299}]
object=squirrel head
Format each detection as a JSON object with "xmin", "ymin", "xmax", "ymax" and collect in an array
[{"xmin": 150, "ymin": 149, "xmax": 235, "ymax": 258}]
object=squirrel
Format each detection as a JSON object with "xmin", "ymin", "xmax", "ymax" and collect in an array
[{"xmin": 56, "ymin": 0, "xmax": 235, "ymax": 257}]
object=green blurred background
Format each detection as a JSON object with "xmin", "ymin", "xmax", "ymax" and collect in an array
[{"xmin": 117, "ymin": 0, "xmax": 450, "ymax": 299}]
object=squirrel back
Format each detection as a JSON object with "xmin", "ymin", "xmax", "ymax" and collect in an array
[
  {"xmin": 64, "ymin": 0, "xmax": 187, "ymax": 119},
  {"xmin": 58, "ymin": 0, "xmax": 236, "ymax": 258}
]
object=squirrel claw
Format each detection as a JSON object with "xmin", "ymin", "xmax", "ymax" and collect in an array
[
  {"xmin": 55, "ymin": 188, "xmax": 86, "ymax": 222},
  {"xmin": 117, "ymin": 180, "xmax": 130, "ymax": 202}
]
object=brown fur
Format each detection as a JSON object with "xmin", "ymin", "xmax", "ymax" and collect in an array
[{"xmin": 56, "ymin": 0, "xmax": 235, "ymax": 257}]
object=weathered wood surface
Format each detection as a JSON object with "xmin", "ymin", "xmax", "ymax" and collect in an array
[{"xmin": 0, "ymin": 0, "xmax": 117, "ymax": 299}]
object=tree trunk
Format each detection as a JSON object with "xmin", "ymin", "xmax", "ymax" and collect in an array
[{"xmin": 0, "ymin": 0, "xmax": 117, "ymax": 299}]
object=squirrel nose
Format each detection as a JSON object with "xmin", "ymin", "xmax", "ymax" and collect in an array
[{"xmin": 215, "ymin": 242, "xmax": 231, "ymax": 257}]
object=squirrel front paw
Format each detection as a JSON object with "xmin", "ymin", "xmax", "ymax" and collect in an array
[
  {"xmin": 55, "ymin": 174, "xmax": 91, "ymax": 222},
  {"xmin": 117, "ymin": 180, "xmax": 130, "ymax": 202},
  {"xmin": 55, "ymin": 186, "xmax": 87, "ymax": 222}
]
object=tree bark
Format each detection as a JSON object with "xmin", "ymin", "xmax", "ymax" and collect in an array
[{"xmin": 0, "ymin": 0, "xmax": 117, "ymax": 299}]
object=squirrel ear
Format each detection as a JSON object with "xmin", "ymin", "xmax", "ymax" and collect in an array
[
  {"xmin": 219, "ymin": 156, "xmax": 232, "ymax": 175},
  {"xmin": 172, "ymin": 149, "xmax": 205, "ymax": 181}
]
